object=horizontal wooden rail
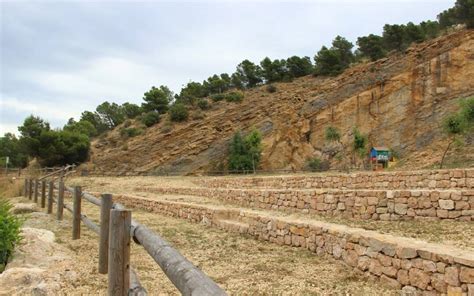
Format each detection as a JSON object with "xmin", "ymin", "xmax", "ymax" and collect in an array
[
  {"xmin": 24, "ymin": 177, "xmax": 224, "ymax": 295},
  {"xmin": 129, "ymin": 215, "xmax": 225, "ymax": 295},
  {"xmin": 80, "ymin": 214, "xmax": 100, "ymax": 234}
]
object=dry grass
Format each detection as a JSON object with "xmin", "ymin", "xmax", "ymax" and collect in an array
[
  {"xmin": 0, "ymin": 178, "xmax": 23, "ymax": 198},
  {"xmin": 13, "ymin": 194, "xmax": 396, "ymax": 295},
  {"xmin": 69, "ymin": 176, "xmax": 474, "ymax": 251}
]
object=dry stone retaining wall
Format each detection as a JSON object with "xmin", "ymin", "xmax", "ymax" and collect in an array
[
  {"xmin": 196, "ymin": 169, "xmax": 474, "ymax": 190},
  {"xmin": 113, "ymin": 194, "xmax": 474, "ymax": 295},
  {"xmin": 137, "ymin": 187, "xmax": 474, "ymax": 221}
]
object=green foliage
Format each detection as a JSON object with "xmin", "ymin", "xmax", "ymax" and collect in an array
[
  {"xmin": 225, "ymin": 92, "xmax": 244, "ymax": 103},
  {"xmin": 235, "ymin": 60, "xmax": 263, "ymax": 88},
  {"xmin": 314, "ymin": 36, "xmax": 354, "ymax": 76},
  {"xmin": 459, "ymin": 97, "xmax": 474, "ymax": 124},
  {"xmin": 140, "ymin": 111, "xmax": 161, "ymax": 127},
  {"xmin": 176, "ymin": 81, "xmax": 208, "ymax": 105},
  {"xmin": 96, "ymin": 101, "xmax": 125, "ymax": 129},
  {"xmin": 17, "ymin": 115, "xmax": 50, "ymax": 157},
  {"xmin": 382, "ymin": 24, "xmax": 407, "ymax": 51},
  {"xmin": 260, "ymin": 57, "xmax": 290, "ymax": 83},
  {"xmin": 0, "ymin": 199, "xmax": 22, "ymax": 273},
  {"xmin": 442, "ymin": 113, "xmax": 466, "ymax": 135},
  {"xmin": 169, "ymin": 103, "xmax": 189, "ymax": 122},
  {"xmin": 228, "ymin": 130, "xmax": 262, "ymax": 173},
  {"xmin": 80, "ymin": 111, "xmax": 109, "ymax": 134},
  {"xmin": 120, "ymin": 127, "xmax": 142, "ymax": 138},
  {"xmin": 352, "ymin": 127, "xmax": 368, "ymax": 158},
  {"xmin": 438, "ymin": 0, "xmax": 474, "ymax": 29},
  {"xmin": 306, "ymin": 157, "xmax": 329, "ymax": 172},
  {"xmin": 211, "ymin": 94, "xmax": 225, "ymax": 102},
  {"xmin": 142, "ymin": 85, "xmax": 173, "ymax": 113},
  {"xmin": 325, "ymin": 126, "xmax": 341, "ymax": 142},
  {"xmin": 37, "ymin": 130, "xmax": 90, "ymax": 167},
  {"xmin": 266, "ymin": 84, "xmax": 277, "ymax": 93},
  {"xmin": 203, "ymin": 74, "xmax": 232, "ymax": 94},
  {"xmin": 455, "ymin": 0, "xmax": 474, "ymax": 29},
  {"xmin": 285, "ymin": 56, "xmax": 313, "ymax": 78},
  {"xmin": 197, "ymin": 99, "xmax": 211, "ymax": 110},
  {"xmin": 0, "ymin": 133, "xmax": 28, "ymax": 168},
  {"xmin": 63, "ymin": 118, "xmax": 97, "ymax": 137},
  {"xmin": 121, "ymin": 103, "xmax": 142, "ymax": 119},
  {"xmin": 440, "ymin": 101, "xmax": 469, "ymax": 168},
  {"xmin": 356, "ymin": 34, "xmax": 386, "ymax": 61}
]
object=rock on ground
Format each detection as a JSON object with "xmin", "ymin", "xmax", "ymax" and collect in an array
[{"xmin": 0, "ymin": 227, "xmax": 77, "ymax": 296}]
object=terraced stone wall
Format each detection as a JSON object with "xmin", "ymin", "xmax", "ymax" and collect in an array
[
  {"xmin": 138, "ymin": 187, "xmax": 474, "ymax": 221},
  {"xmin": 196, "ymin": 169, "xmax": 474, "ymax": 190},
  {"xmin": 113, "ymin": 194, "xmax": 474, "ymax": 295}
]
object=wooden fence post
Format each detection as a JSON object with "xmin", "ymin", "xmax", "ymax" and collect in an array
[
  {"xmin": 41, "ymin": 180, "xmax": 46, "ymax": 208},
  {"xmin": 47, "ymin": 181, "xmax": 54, "ymax": 214},
  {"xmin": 99, "ymin": 194, "xmax": 113, "ymax": 274},
  {"xmin": 108, "ymin": 209, "xmax": 131, "ymax": 296},
  {"xmin": 57, "ymin": 181, "xmax": 64, "ymax": 220},
  {"xmin": 24, "ymin": 179, "xmax": 28, "ymax": 197},
  {"xmin": 72, "ymin": 186, "xmax": 82, "ymax": 240},
  {"xmin": 29, "ymin": 179, "xmax": 33, "ymax": 200},
  {"xmin": 34, "ymin": 179, "xmax": 39, "ymax": 203}
]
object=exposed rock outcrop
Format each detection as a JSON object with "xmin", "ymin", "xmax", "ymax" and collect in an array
[{"xmin": 87, "ymin": 29, "xmax": 474, "ymax": 175}]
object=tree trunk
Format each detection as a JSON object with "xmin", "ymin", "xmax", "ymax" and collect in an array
[{"xmin": 440, "ymin": 137, "xmax": 454, "ymax": 169}]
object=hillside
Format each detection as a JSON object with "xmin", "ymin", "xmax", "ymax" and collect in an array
[{"xmin": 86, "ymin": 29, "xmax": 474, "ymax": 175}]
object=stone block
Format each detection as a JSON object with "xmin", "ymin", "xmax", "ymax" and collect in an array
[
  {"xmin": 409, "ymin": 268, "xmax": 430, "ymax": 290},
  {"xmin": 460, "ymin": 267, "xmax": 474, "ymax": 284},
  {"xmin": 445, "ymin": 266, "xmax": 460, "ymax": 286},
  {"xmin": 397, "ymin": 247, "xmax": 418, "ymax": 259},
  {"xmin": 439, "ymin": 199, "xmax": 455, "ymax": 210}
]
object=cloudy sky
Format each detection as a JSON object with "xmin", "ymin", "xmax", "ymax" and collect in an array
[{"xmin": 0, "ymin": 0, "xmax": 454, "ymax": 135}]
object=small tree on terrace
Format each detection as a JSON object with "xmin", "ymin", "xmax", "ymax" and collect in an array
[
  {"xmin": 228, "ymin": 129, "xmax": 262, "ymax": 173},
  {"xmin": 352, "ymin": 127, "xmax": 367, "ymax": 168},
  {"xmin": 440, "ymin": 113, "xmax": 466, "ymax": 168}
]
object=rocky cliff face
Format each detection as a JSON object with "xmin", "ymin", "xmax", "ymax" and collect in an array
[{"xmin": 87, "ymin": 29, "xmax": 474, "ymax": 174}]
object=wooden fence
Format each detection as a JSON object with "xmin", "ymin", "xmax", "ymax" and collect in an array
[{"xmin": 22, "ymin": 169, "xmax": 226, "ymax": 296}]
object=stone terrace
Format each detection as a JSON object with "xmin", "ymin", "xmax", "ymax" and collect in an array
[{"xmin": 70, "ymin": 168, "xmax": 474, "ymax": 295}]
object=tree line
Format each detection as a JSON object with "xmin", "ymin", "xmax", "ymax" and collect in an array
[{"xmin": 0, "ymin": 0, "xmax": 472, "ymax": 168}]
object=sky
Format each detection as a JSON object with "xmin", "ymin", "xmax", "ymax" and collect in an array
[{"xmin": 0, "ymin": 0, "xmax": 455, "ymax": 135}]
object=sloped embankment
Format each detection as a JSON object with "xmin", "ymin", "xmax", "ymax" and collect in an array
[{"xmin": 87, "ymin": 29, "xmax": 474, "ymax": 175}]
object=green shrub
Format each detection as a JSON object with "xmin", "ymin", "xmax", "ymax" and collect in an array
[
  {"xmin": 0, "ymin": 199, "xmax": 22, "ymax": 273},
  {"xmin": 306, "ymin": 157, "xmax": 329, "ymax": 172},
  {"xmin": 140, "ymin": 111, "xmax": 161, "ymax": 127},
  {"xmin": 228, "ymin": 130, "xmax": 262, "ymax": 173},
  {"xmin": 266, "ymin": 84, "xmax": 277, "ymax": 93},
  {"xmin": 211, "ymin": 94, "xmax": 225, "ymax": 102},
  {"xmin": 197, "ymin": 99, "xmax": 211, "ymax": 110},
  {"xmin": 225, "ymin": 92, "xmax": 244, "ymax": 103},
  {"xmin": 120, "ymin": 127, "xmax": 142, "ymax": 138},
  {"xmin": 169, "ymin": 103, "xmax": 189, "ymax": 122}
]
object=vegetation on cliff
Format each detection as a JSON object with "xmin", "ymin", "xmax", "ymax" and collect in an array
[{"xmin": 0, "ymin": 0, "xmax": 472, "ymax": 168}]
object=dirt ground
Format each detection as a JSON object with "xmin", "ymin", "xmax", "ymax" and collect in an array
[
  {"xmin": 9, "ymin": 194, "xmax": 396, "ymax": 295},
  {"xmin": 69, "ymin": 176, "xmax": 474, "ymax": 251}
]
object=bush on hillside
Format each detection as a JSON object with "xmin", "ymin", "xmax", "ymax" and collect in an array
[
  {"xmin": 228, "ymin": 130, "xmax": 262, "ymax": 173},
  {"xmin": 197, "ymin": 99, "xmax": 211, "ymax": 110},
  {"xmin": 140, "ymin": 111, "xmax": 161, "ymax": 127},
  {"xmin": 0, "ymin": 199, "xmax": 22, "ymax": 273},
  {"xmin": 120, "ymin": 127, "xmax": 142, "ymax": 138},
  {"xmin": 225, "ymin": 92, "xmax": 244, "ymax": 103},
  {"xmin": 306, "ymin": 157, "xmax": 330, "ymax": 172},
  {"xmin": 169, "ymin": 103, "xmax": 189, "ymax": 122},
  {"xmin": 211, "ymin": 94, "xmax": 225, "ymax": 102}
]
